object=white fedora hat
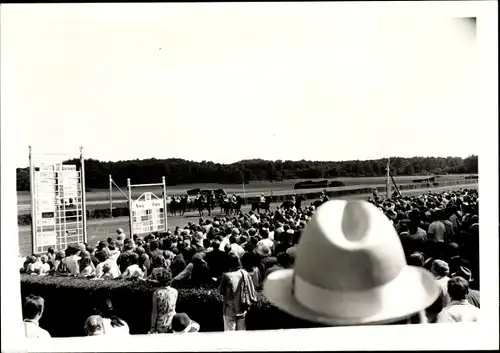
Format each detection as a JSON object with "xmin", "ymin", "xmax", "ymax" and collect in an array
[{"xmin": 263, "ymin": 200, "xmax": 439, "ymax": 326}]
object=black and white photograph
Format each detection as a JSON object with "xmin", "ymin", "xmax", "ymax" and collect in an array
[{"xmin": 1, "ymin": 2, "xmax": 498, "ymax": 351}]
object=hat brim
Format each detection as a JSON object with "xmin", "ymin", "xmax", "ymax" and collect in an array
[{"xmin": 263, "ymin": 267, "xmax": 439, "ymax": 326}]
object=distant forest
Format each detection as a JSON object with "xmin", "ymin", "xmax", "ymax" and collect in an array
[{"xmin": 16, "ymin": 155, "xmax": 478, "ymax": 191}]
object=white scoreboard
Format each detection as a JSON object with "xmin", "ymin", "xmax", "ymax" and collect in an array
[
  {"xmin": 32, "ymin": 163, "xmax": 85, "ymax": 254},
  {"xmin": 131, "ymin": 192, "xmax": 166, "ymax": 235}
]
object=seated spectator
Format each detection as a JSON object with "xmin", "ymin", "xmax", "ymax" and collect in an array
[
  {"xmin": 53, "ymin": 250, "xmax": 67, "ymax": 274},
  {"xmin": 79, "ymin": 256, "xmax": 96, "ymax": 277},
  {"xmin": 170, "ymin": 313, "xmax": 200, "ymax": 333},
  {"xmin": 95, "ymin": 298, "xmax": 130, "ymax": 336},
  {"xmin": 38, "ymin": 255, "xmax": 51, "ymax": 275},
  {"xmin": 120, "ymin": 253, "xmax": 145, "ymax": 280},
  {"xmin": 117, "ymin": 243, "xmax": 134, "ymax": 274},
  {"xmin": 86, "ymin": 246, "xmax": 100, "ymax": 267},
  {"xmin": 65, "ymin": 245, "xmax": 82, "ymax": 276},
  {"xmin": 46, "ymin": 247, "xmax": 55, "ymax": 268},
  {"xmin": 101, "ymin": 263, "xmax": 114, "ymax": 280},
  {"xmin": 107, "ymin": 241, "xmax": 120, "ymax": 259},
  {"xmin": 436, "ymin": 276, "xmax": 479, "ymax": 323},
  {"xmin": 84, "ymin": 315, "xmax": 105, "ymax": 336},
  {"xmin": 23, "ymin": 295, "xmax": 51, "ymax": 338},
  {"xmin": 95, "ymin": 250, "xmax": 120, "ymax": 279}
]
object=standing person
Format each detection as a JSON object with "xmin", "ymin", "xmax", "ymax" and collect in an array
[
  {"xmin": 150, "ymin": 268, "xmax": 178, "ymax": 334},
  {"xmin": 116, "ymin": 228, "xmax": 126, "ymax": 248},
  {"xmin": 218, "ymin": 253, "xmax": 258, "ymax": 331},
  {"xmin": 436, "ymin": 276, "xmax": 480, "ymax": 323},
  {"xmin": 23, "ymin": 295, "xmax": 51, "ymax": 338}
]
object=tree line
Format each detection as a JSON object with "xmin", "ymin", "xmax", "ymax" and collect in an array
[{"xmin": 16, "ymin": 155, "xmax": 478, "ymax": 191}]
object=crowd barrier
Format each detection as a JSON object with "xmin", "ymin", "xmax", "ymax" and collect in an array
[
  {"xmin": 20, "ymin": 274, "xmax": 308, "ymax": 338},
  {"xmin": 17, "ymin": 179, "xmax": 477, "ymax": 226}
]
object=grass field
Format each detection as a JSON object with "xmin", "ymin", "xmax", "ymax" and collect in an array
[
  {"xmin": 17, "ymin": 174, "xmax": 471, "ymax": 211},
  {"xmin": 16, "ymin": 182, "xmax": 478, "ymax": 257}
]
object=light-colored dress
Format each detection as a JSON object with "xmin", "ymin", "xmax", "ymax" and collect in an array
[{"xmin": 152, "ymin": 287, "xmax": 178, "ymax": 333}]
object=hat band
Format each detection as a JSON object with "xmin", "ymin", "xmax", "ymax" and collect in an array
[
  {"xmin": 293, "ymin": 274, "xmax": 388, "ymax": 319},
  {"xmin": 173, "ymin": 321, "xmax": 192, "ymax": 333}
]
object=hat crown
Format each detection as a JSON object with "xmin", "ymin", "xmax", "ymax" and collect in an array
[{"xmin": 295, "ymin": 200, "xmax": 406, "ymax": 291}]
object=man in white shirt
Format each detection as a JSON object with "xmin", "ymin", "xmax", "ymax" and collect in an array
[
  {"xmin": 437, "ymin": 276, "xmax": 480, "ymax": 323},
  {"xmin": 23, "ymin": 295, "xmax": 51, "ymax": 338},
  {"xmin": 65, "ymin": 248, "xmax": 82, "ymax": 276},
  {"xmin": 229, "ymin": 235, "xmax": 245, "ymax": 258},
  {"xmin": 428, "ymin": 211, "xmax": 447, "ymax": 242},
  {"xmin": 95, "ymin": 251, "xmax": 121, "ymax": 279}
]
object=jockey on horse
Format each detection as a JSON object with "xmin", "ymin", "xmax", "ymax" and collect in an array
[
  {"xmin": 231, "ymin": 193, "xmax": 237, "ymax": 204},
  {"xmin": 260, "ymin": 193, "xmax": 266, "ymax": 205},
  {"xmin": 320, "ymin": 189, "xmax": 329, "ymax": 203}
]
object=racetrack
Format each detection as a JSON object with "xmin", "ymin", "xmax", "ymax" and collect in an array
[
  {"xmin": 15, "ymin": 174, "xmax": 473, "ymax": 215},
  {"xmin": 17, "ymin": 183, "xmax": 477, "ymax": 257}
]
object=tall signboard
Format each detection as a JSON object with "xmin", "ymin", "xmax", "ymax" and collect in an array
[
  {"xmin": 127, "ymin": 177, "xmax": 168, "ymax": 236},
  {"xmin": 29, "ymin": 147, "xmax": 87, "ymax": 254}
]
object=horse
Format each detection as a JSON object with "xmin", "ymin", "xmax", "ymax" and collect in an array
[
  {"xmin": 252, "ymin": 196, "xmax": 272, "ymax": 214},
  {"xmin": 170, "ymin": 199, "xmax": 181, "ymax": 216},
  {"xmin": 194, "ymin": 196, "xmax": 215, "ymax": 217}
]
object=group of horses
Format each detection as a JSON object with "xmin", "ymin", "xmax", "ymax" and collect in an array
[{"xmin": 168, "ymin": 193, "xmax": 321, "ymax": 217}]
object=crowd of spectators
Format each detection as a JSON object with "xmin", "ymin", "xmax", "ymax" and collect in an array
[{"xmin": 21, "ymin": 188, "xmax": 480, "ymax": 337}]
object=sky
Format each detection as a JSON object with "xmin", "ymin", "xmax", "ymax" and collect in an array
[{"xmin": 1, "ymin": 4, "xmax": 478, "ymax": 168}]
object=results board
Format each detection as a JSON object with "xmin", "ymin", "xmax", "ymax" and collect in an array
[
  {"xmin": 32, "ymin": 164, "xmax": 85, "ymax": 253},
  {"xmin": 131, "ymin": 192, "xmax": 166, "ymax": 235}
]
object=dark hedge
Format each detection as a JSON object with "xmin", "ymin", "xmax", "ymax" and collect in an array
[{"xmin": 20, "ymin": 274, "xmax": 309, "ymax": 337}]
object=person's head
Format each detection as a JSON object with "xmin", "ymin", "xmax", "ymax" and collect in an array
[
  {"xmin": 408, "ymin": 252, "xmax": 425, "ymax": 267},
  {"xmin": 84, "ymin": 315, "xmax": 104, "ymax": 336},
  {"xmin": 135, "ymin": 246, "xmax": 145, "ymax": 256},
  {"xmin": 129, "ymin": 252, "xmax": 139, "ymax": 265},
  {"xmin": 97, "ymin": 241, "xmax": 107, "ymax": 251},
  {"xmin": 116, "ymin": 228, "xmax": 124, "ymax": 236},
  {"xmin": 107, "ymin": 237, "xmax": 113, "ymax": 245},
  {"xmin": 431, "ymin": 259, "xmax": 450, "ymax": 278},
  {"xmin": 150, "ymin": 241, "xmax": 159, "ymax": 251},
  {"xmin": 447, "ymin": 276, "xmax": 470, "ymax": 301},
  {"xmin": 108, "ymin": 241, "xmax": 116, "ymax": 251},
  {"xmin": 241, "ymin": 252, "xmax": 256, "ymax": 271},
  {"xmin": 276, "ymin": 252, "xmax": 293, "ymax": 269},
  {"xmin": 171, "ymin": 313, "xmax": 200, "ymax": 333},
  {"xmin": 47, "ymin": 247, "xmax": 55, "ymax": 255},
  {"xmin": 227, "ymin": 253, "xmax": 241, "ymax": 271},
  {"xmin": 124, "ymin": 243, "xmax": 134, "ymax": 252},
  {"xmin": 23, "ymin": 295, "xmax": 45, "ymax": 321},
  {"xmin": 224, "ymin": 244, "xmax": 232, "ymax": 253},
  {"xmin": 229, "ymin": 235, "xmax": 237, "ymax": 245},
  {"xmin": 80, "ymin": 256, "xmax": 91, "ymax": 268},
  {"xmin": 102, "ymin": 263, "xmax": 111, "ymax": 274},
  {"xmin": 157, "ymin": 268, "xmax": 173, "ymax": 287}
]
